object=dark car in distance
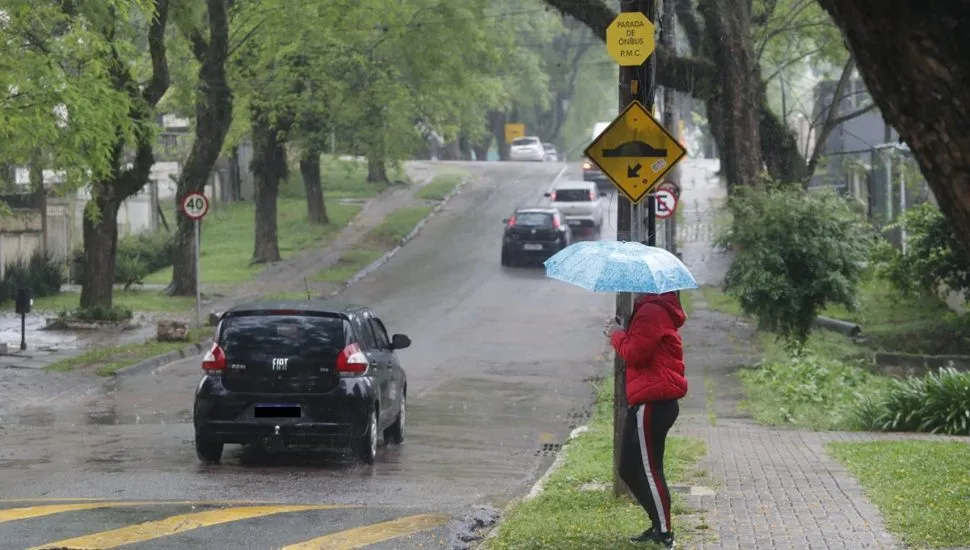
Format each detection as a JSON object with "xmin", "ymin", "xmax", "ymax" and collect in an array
[
  {"xmin": 501, "ymin": 207, "xmax": 571, "ymax": 266},
  {"xmin": 193, "ymin": 300, "xmax": 410, "ymax": 465}
]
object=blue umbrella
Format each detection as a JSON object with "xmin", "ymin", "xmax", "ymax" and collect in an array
[{"xmin": 543, "ymin": 240, "xmax": 698, "ymax": 294}]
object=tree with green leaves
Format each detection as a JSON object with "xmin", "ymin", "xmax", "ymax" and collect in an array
[
  {"xmin": 165, "ymin": 0, "xmax": 233, "ymax": 296},
  {"xmin": 2, "ymin": 0, "xmax": 173, "ymax": 309}
]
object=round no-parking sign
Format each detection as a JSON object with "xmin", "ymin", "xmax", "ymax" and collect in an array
[
  {"xmin": 181, "ymin": 192, "xmax": 209, "ymax": 220},
  {"xmin": 654, "ymin": 189, "xmax": 678, "ymax": 219}
]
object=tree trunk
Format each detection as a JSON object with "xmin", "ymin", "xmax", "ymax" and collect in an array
[
  {"xmin": 167, "ymin": 0, "xmax": 233, "ymax": 296},
  {"xmin": 29, "ymin": 151, "xmax": 47, "ymax": 252},
  {"xmin": 300, "ymin": 148, "xmax": 328, "ymax": 224},
  {"xmin": 250, "ymin": 109, "xmax": 284, "ymax": 264},
  {"xmin": 760, "ymin": 96, "xmax": 808, "ymax": 183},
  {"xmin": 79, "ymin": 195, "xmax": 120, "ymax": 309},
  {"xmin": 488, "ymin": 111, "xmax": 509, "ymax": 161},
  {"xmin": 815, "ymin": 0, "xmax": 970, "ymax": 256},
  {"xmin": 228, "ymin": 145, "xmax": 241, "ymax": 201},
  {"xmin": 366, "ymin": 155, "xmax": 388, "ymax": 183},
  {"xmin": 472, "ymin": 141, "xmax": 489, "ymax": 161},
  {"xmin": 701, "ymin": 0, "xmax": 763, "ymax": 191}
]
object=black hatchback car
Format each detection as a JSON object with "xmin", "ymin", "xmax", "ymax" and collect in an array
[
  {"xmin": 501, "ymin": 207, "xmax": 571, "ymax": 266},
  {"xmin": 193, "ymin": 300, "xmax": 410, "ymax": 465}
]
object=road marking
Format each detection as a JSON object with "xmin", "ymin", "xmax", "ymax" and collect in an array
[
  {"xmin": 0, "ymin": 502, "xmax": 158, "ymax": 523},
  {"xmin": 280, "ymin": 513, "xmax": 450, "ymax": 550},
  {"xmin": 29, "ymin": 504, "xmax": 351, "ymax": 549}
]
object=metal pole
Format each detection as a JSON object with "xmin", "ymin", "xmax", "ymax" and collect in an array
[
  {"xmin": 614, "ymin": 0, "xmax": 658, "ymax": 498},
  {"xmin": 194, "ymin": 219, "xmax": 202, "ymax": 330},
  {"xmin": 20, "ymin": 312, "xmax": 26, "ymax": 351},
  {"xmin": 661, "ymin": 0, "xmax": 679, "ymax": 254}
]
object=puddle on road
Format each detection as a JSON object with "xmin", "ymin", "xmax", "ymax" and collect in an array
[{"xmin": 84, "ymin": 409, "xmax": 193, "ymax": 426}]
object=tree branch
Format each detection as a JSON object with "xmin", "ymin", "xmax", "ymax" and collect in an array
[
  {"xmin": 805, "ymin": 56, "xmax": 855, "ymax": 184},
  {"xmin": 762, "ymin": 45, "xmax": 824, "ymax": 83},
  {"xmin": 142, "ymin": 0, "xmax": 170, "ymax": 106},
  {"xmin": 829, "ymin": 102, "xmax": 876, "ymax": 127}
]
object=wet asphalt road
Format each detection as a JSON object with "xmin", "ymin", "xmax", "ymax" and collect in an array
[{"xmin": 0, "ymin": 162, "xmax": 616, "ymax": 549}]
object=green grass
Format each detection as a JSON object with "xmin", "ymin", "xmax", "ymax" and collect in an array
[
  {"xmin": 415, "ymin": 172, "xmax": 466, "ymax": 201},
  {"xmin": 312, "ymin": 248, "xmax": 384, "ymax": 283},
  {"xmin": 699, "ymin": 285, "xmax": 743, "ymax": 317},
  {"xmin": 261, "ymin": 292, "xmax": 317, "ymax": 301},
  {"xmin": 484, "ymin": 376, "xmax": 708, "ymax": 550},
  {"xmin": 144, "ymin": 198, "xmax": 361, "ymax": 285},
  {"xmin": 828, "ymin": 440, "xmax": 970, "ymax": 548},
  {"xmin": 678, "ymin": 289, "xmax": 694, "ymax": 315},
  {"xmin": 5, "ymin": 290, "xmax": 196, "ymax": 314},
  {"xmin": 279, "ymin": 155, "xmax": 408, "ymax": 201},
  {"xmin": 311, "ymin": 206, "xmax": 434, "ymax": 283},
  {"xmin": 368, "ymin": 206, "xmax": 434, "ymax": 247},
  {"xmin": 45, "ymin": 328, "xmax": 211, "ymax": 376}
]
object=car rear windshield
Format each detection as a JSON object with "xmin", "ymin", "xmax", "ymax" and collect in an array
[
  {"xmin": 514, "ymin": 212, "xmax": 553, "ymax": 226},
  {"xmin": 553, "ymin": 188, "xmax": 592, "ymax": 202},
  {"xmin": 511, "ymin": 138, "xmax": 538, "ymax": 146},
  {"xmin": 219, "ymin": 314, "xmax": 347, "ymax": 359}
]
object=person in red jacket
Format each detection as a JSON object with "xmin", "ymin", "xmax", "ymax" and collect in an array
[{"xmin": 605, "ymin": 291, "xmax": 688, "ymax": 548}]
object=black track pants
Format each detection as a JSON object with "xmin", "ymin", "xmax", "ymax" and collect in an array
[{"xmin": 619, "ymin": 399, "xmax": 679, "ymax": 533}]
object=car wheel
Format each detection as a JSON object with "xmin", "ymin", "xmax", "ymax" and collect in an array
[
  {"xmin": 501, "ymin": 248, "xmax": 511, "ymax": 267},
  {"xmin": 195, "ymin": 433, "xmax": 223, "ymax": 464},
  {"xmin": 355, "ymin": 408, "xmax": 378, "ymax": 465},
  {"xmin": 384, "ymin": 394, "xmax": 406, "ymax": 445}
]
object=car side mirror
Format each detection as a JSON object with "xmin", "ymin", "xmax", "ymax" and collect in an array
[
  {"xmin": 543, "ymin": 192, "xmax": 551, "ymax": 197},
  {"xmin": 390, "ymin": 334, "xmax": 411, "ymax": 350}
]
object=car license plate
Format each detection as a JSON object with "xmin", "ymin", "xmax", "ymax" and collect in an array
[
  {"xmin": 255, "ymin": 404, "xmax": 301, "ymax": 418},
  {"xmin": 523, "ymin": 243, "xmax": 543, "ymax": 251}
]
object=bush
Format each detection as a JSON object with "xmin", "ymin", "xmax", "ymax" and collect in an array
[
  {"xmin": 0, "ymin": 248, "xmax": 65, "ymax": 304},
  {"xmin": 115, "ymin": 254, "xmax": 148, "ymax": 290},
  {"xmin": 853, "ymin": 367, "xmax": 970, "ymax": 435},
  {"xmin": 870, "ymin": 203, "xmax": 970, "ymax": 297},
  {"xmin": 739, "ymin": 350, "xmax": 886, "ymax": 430},
  {"xmin": 61, "ymin": 305, "xmax": 133, "ymax": 322},
  {"xmin": 715, "ymin": 186, "xmax": 874, "ymax": 344},
  {"xmin": 71, "ymin": 231, "xmax": 174, "ymax": 283}
]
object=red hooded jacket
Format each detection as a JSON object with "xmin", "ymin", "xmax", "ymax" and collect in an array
[{"xmin": 610, "ymin": 292, "xmax": 688, "ymax": 405}]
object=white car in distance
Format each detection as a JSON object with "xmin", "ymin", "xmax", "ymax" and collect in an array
[
  {"xmin": 544, "ymin": 180, "xmax": 606, "ymax": 233},
  {"xmin": 509, "ymin": 136, "xmax": 546, "ymax": 162}
]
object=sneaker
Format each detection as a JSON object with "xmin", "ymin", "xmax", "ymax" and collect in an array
[
  {"xmin": 656, "ymin": 532, "xmax": 675, "ymax": 549},
  {"xmin": 630, "ymin": 527, "xmax": 659, "ymax": 543}
]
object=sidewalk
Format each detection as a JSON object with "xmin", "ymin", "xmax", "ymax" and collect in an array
[{"xmin": 674, "ymin": 159, "xmax": 907, "ymax": 550}]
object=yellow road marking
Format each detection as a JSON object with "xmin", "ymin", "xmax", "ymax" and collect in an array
[
  {"xmin": 0, "ymin": 502, "xmax": 158, "ymax": 523},
  {"xmin": 281, "ymin": 513, "xmax": 450, "ymax": 550},
  {"xmin": 29, "ymin": 505, "xmax": 349, "ymax": 549}
]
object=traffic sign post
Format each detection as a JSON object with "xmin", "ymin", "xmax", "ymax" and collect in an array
[
  {"xmin": 606, "ymin": 12, "xmax": 656, "ymax": 66},
  {"xmin": 653, "ymin": 188, "xmax": 678, "ymax": 219},
  {"xmin": 181, "ymin": 192, "xmax": 209, "ymax": 330},
  {"xmin": 583, "ymin": 100, "xmax": 687, "ymax": 205}
]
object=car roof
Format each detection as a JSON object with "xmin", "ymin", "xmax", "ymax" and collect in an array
[
  {"xmin": 515, "ymin": 206, "xmax": 558, "ymax": 214},
  {"xmin": 226, "ymin": 299, "xmax": 366, "ymax": 316},
  {"xmin": 552, "ymin": 180, "xmax": 595, "ymax": 189}
]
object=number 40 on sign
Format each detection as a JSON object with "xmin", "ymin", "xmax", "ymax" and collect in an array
[{"xmin": 182, "ymin": 192, "xmax": 209, "ymax": 220}]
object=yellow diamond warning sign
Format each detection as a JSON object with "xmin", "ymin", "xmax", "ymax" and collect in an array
[{"xmin": 583, "ymin": 101, "xmax": 687, "ymax": 204}]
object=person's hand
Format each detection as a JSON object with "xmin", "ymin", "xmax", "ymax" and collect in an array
[{"xmin": 603, "ymin": 317, "xmax": 622, "ymax": 338}]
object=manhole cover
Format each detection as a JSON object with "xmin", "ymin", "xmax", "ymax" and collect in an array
[{"xmin": 534, "ymin": 442, "xmax": 563, "ymax": 457}]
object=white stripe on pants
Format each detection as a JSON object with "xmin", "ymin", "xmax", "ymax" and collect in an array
[{"xmin": 635, "ymin": 404, "xmax": 668, "ymax": 533}]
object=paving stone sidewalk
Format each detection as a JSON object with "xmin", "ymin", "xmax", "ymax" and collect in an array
[{"xmin": 672, "ymin": 159, "xmax": 916, "ymax": 550}]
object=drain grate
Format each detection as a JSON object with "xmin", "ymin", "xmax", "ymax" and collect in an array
[
  {"xmin": 566, "ymin": 408, "xmax": 592, "ymax": 428},
  {"xmin": 534, "ymin": 442, "xmax": 563, "ymax": 457}
]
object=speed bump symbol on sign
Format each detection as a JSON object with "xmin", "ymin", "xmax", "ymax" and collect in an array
[
  {"xmin": 583, "ymin": 100, "xmax": 687, "ymax": 204},
  {"xmin": 606, "ymin": 12, "xmax": 656, "ymax": 66}
]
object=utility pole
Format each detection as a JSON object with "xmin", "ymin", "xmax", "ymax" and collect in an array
[
  {"xmin": 661, "ymin": 0, "xmax": 679, "ymax": 255},
  {"xmin": 613, "ymin": 0, "xmax": 658, "ymax": 498}
]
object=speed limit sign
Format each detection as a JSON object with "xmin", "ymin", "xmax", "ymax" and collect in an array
[{"xmin": 181, "ymin": 192, "xmax": 209, "ymax": 220}]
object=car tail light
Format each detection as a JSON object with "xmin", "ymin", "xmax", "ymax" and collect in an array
[
  {"xmin": 507, "ymin": 216, "xmax": 516, "ymax": 227},
  {"xmin": 583, "ymin": 162, "xmax": 591, "ymax": 170},
  {"xmin": 550, "ymin": 191, "xmax": 557, "ymax": 201},
  {"xmin": 202, "ymin": 343, "xmax": 226, "ymax": 373},
  {"xmin": 589, "ymin": 190, "xmax": 596, "ymax": 200},
  {"xmin": 337, "ymin": 343, "xmax": 369, "ymax": 375},
  {"xmin": 552, "ymin": 216, "xmax": 561, "ymax": 229}
]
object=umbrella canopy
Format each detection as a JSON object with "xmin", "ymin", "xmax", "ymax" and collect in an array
[{"xmin": 543, "ymin": 240, "xmax": 698, "ymax": 294}]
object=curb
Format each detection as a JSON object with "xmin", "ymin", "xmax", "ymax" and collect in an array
[
  {"xmin": 480, "ymin": 424, "xmax": 589, "ymax": 547},
  {"xmin": 331, "ymin": 176, "xmax": 470, "ymax": 295},
  {"xmin": 114, "ymin": 338, "xmax": 213, "ymax": 377}
]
